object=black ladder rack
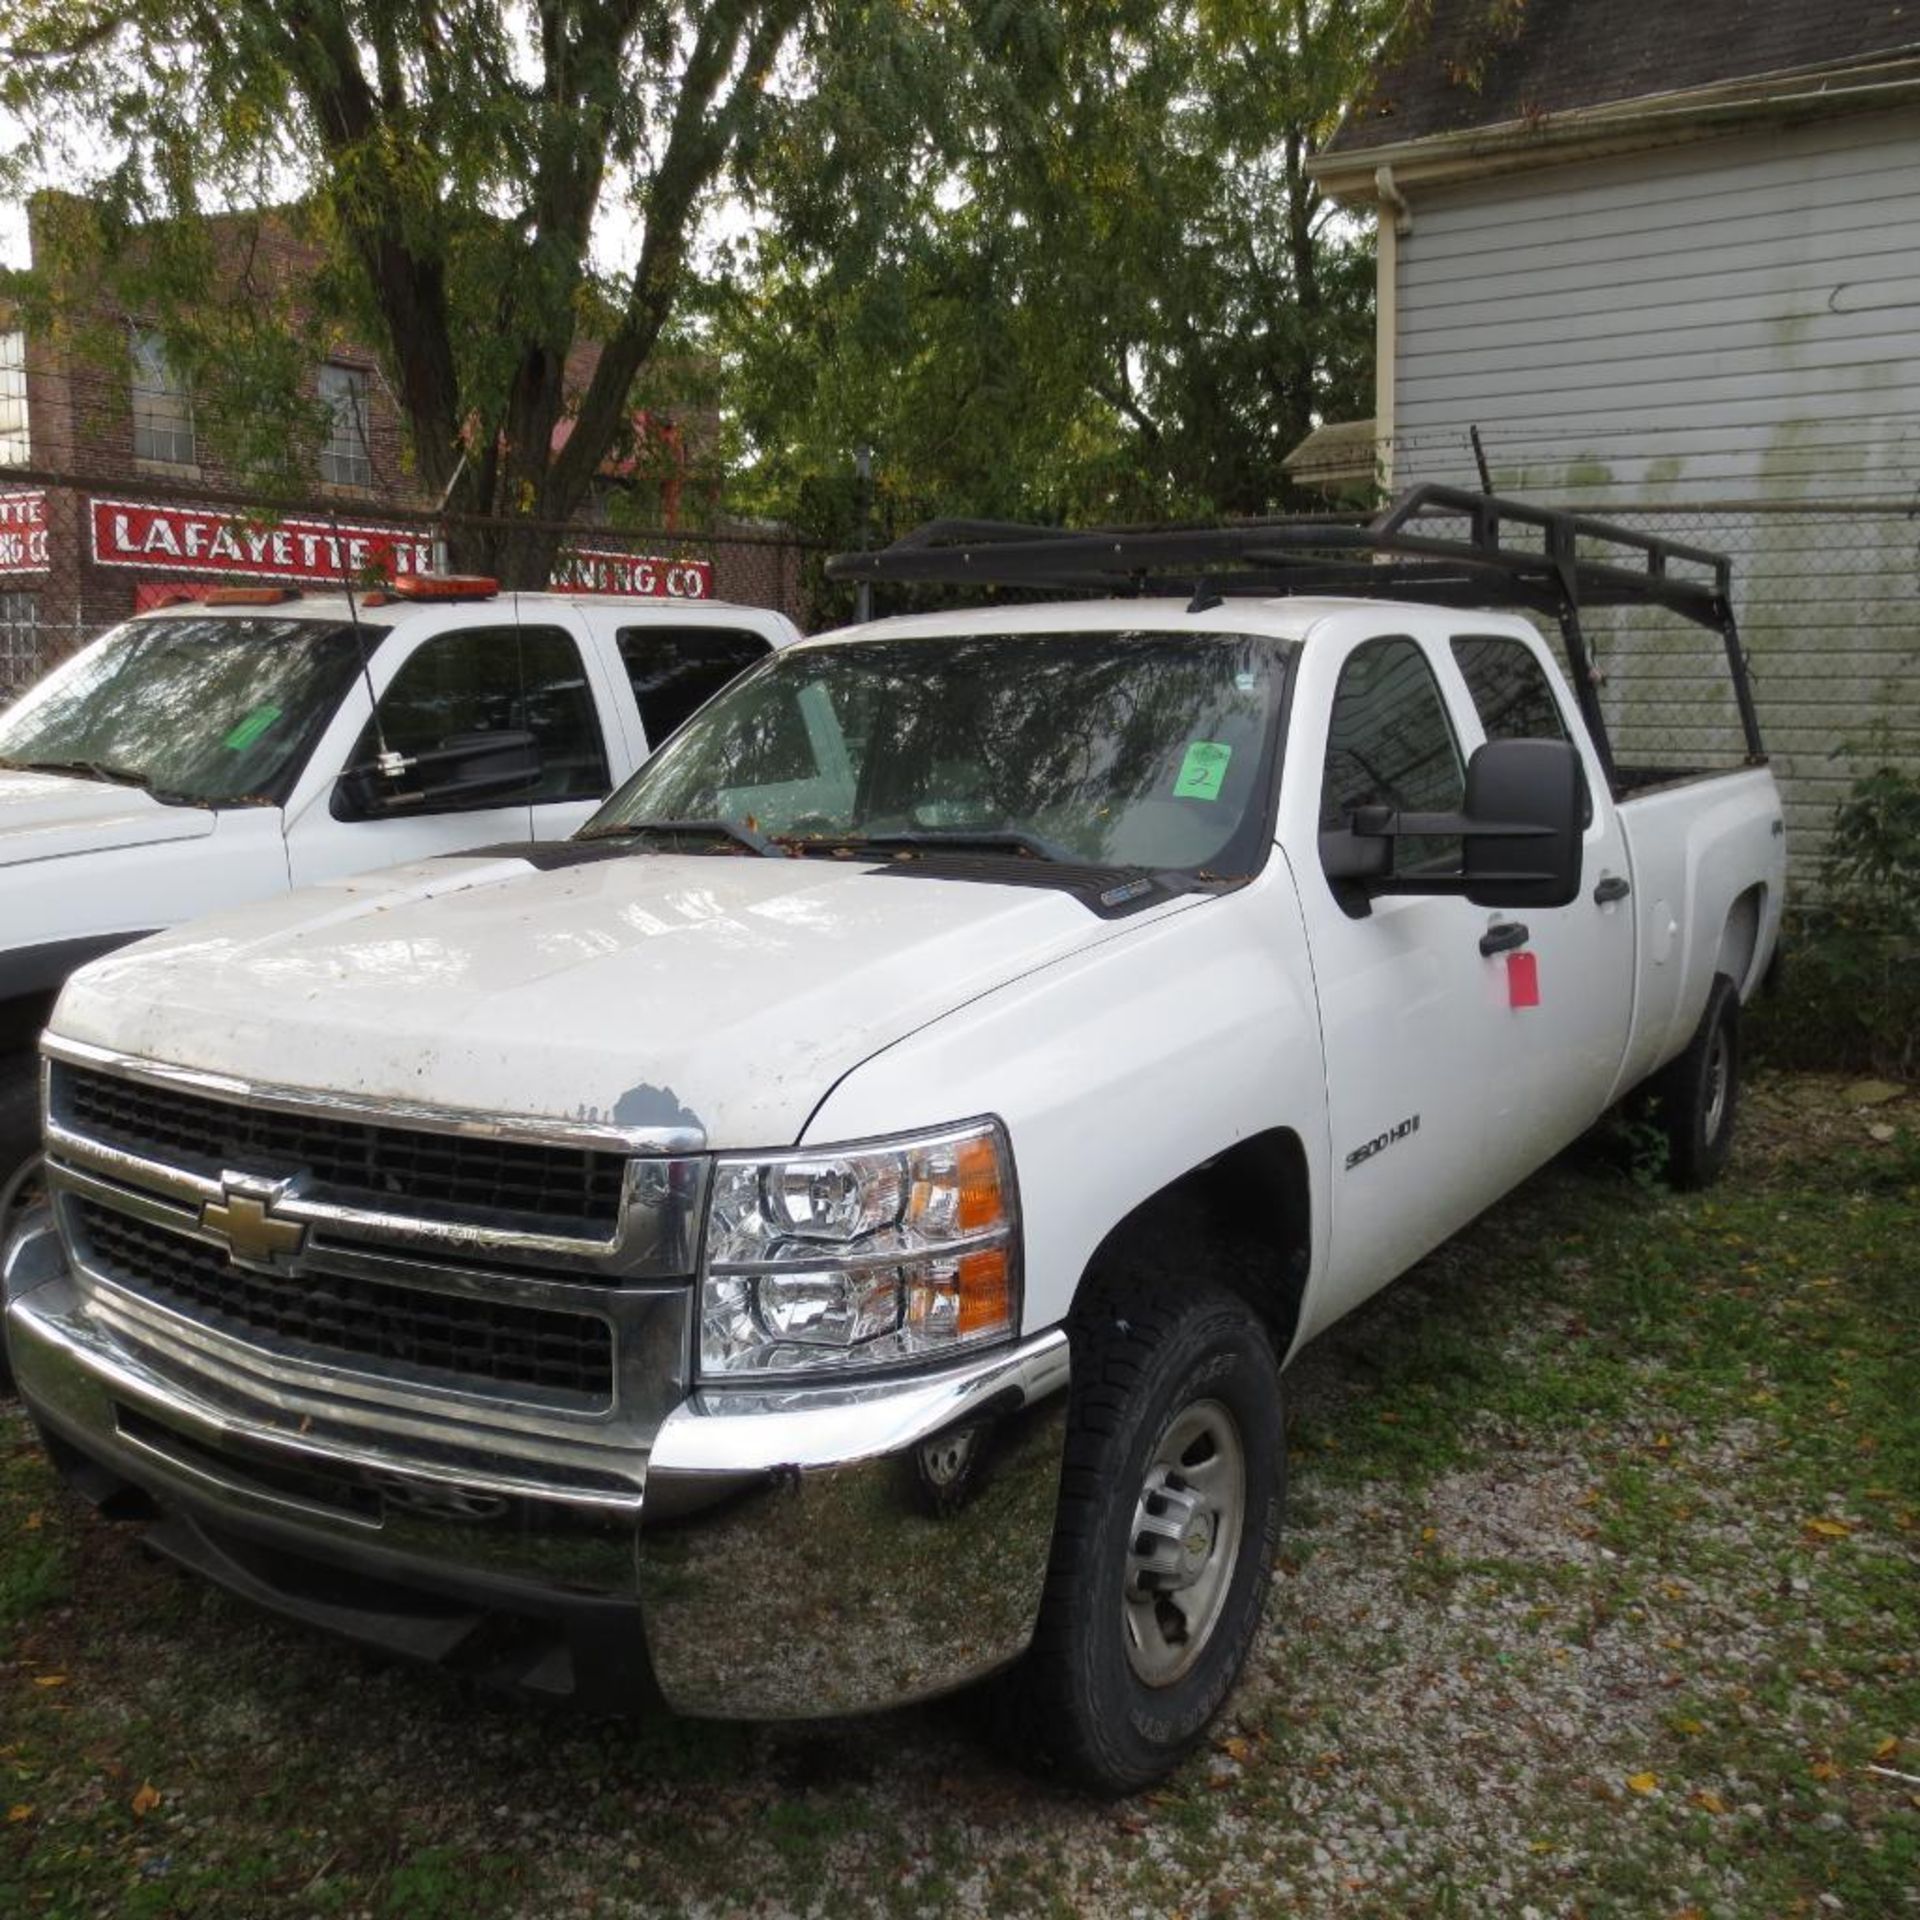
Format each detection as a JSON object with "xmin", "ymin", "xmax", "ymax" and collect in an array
[{"xmin": 825, "ymin": 484, "xmax": 1765, "ymax": 785}]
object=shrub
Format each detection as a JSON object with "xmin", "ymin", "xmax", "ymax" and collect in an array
[{"xmin": 1751, "ymin": 762, "xmax": 1920, "ymax": 1079}]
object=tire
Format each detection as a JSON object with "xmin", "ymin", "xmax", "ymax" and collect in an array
[
  {"xmin": 0, "ymin": 1052, "xmax": 38, "ymax": 1212},
  {"xmin": 1008, "ymin": 1278, "xmax": 1284, "ymax": 1794},
  {"xmin": 1658, "ymin": 973, "xmax": 1741, "ymax": 1190},
  {"xmin": 1, "ymin": 1054, "xmax": 40, "ymax": 1390}
]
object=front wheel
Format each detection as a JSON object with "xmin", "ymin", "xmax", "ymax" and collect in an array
[
  {"xmin": 1008, "ymin": 1279, "xmax": 1284, "ymax": 1793},
  {"xmin": 1658, "ymin": 972, "xmax": 1741, "ymax": 1190},
  {"xmin": 0, "ymin": 1052, "xmax": 39, "ymax": 1231}
]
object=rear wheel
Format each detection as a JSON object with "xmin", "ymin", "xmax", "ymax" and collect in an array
[
  {"xmin": 1658, "ymin": 973, "xmax": 1741, "ymax": 1190},
  {"xmin": 1008, "ymin": 1278, "xmax": 1284, "ymax": 1793}
]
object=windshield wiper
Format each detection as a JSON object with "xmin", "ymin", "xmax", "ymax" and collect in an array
[
  {"xmin": 3, "ymin": 755, "xmax": 151, "ymax": 787},
  {"xmin": 818, "ymin": 827, "xmax": 1078, "ymax": 864},
  {"xmin": 0, "ymin": 757, "xmax": 214, "ymax": 809},
  {"xmin": 576, "ymin": 816, "xmax": 787, "ymax": 859}
]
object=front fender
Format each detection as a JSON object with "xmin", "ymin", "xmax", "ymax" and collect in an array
[{"xmin": 802, "ymin": 872, "xmax": 1330, "ymax": 1343}]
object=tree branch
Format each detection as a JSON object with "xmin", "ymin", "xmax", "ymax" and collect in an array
[{"xmin": 548, "ymin": 0, "xmax": 802, "ymax": 512}]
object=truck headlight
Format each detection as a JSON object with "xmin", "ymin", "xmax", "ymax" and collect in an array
[{"xmin": 698, "ymin": 1119, "xmax": 1018, "ymax": 1378}]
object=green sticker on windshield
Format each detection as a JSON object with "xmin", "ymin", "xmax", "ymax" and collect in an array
[
  {"xmin": 223, "ymin": 704, "xmax": 282, "ymax": 752},
  {"xmin": 1173, "ymin": 739, "xmax": 1232, "ymax": 801}
]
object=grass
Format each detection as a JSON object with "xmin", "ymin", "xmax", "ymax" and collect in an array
[{"xmin": 2, "ymin": 1069, "xmax": 1915, "ymax": 1918}]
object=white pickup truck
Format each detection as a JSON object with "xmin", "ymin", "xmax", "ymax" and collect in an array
[
  {"xmin": 3, "ymin": 492, "xmax": 1784, "ymax": 1792},
  {"xmin": 0, "ymin": 583, "xmax": 799, "ymax": 1211}
]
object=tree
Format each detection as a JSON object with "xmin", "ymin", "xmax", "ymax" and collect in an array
[
  {"xmin": 724, "ymin": 0, "xmax": 1389, "ymax": 532},
  {"xmin": 2, "ymin": 1, "xmax": 811, "ymax": 582}
]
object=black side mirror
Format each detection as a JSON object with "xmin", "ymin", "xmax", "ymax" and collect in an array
[
  {"xmin": 1337, "ymin": 736, "xmax": 1584, "ymax": 910},
  {"xmin": 335, "ymin": 729, "xmax": 543, "ymax": 820},
  {"xmin": 1318, "ymin": 826, "xmax": 1393, "ymax": 883},
  {"xmin": 1462, "ymin": 738, "xmax": 1583, "ymax": 909}
]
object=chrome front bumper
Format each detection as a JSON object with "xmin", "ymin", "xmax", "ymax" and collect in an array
[{"xmin": 3, "ymin": 1210, "xmax": 1070, "ymax": 1719}]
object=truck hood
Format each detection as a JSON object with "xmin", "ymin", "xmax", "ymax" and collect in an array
[
  {"xmin": 53, "ymin": 848, "xmax": 1190, "ymax": 1148},
  {"xmin": 0, "ymin": 768, "xmax": 217, "ymax": 868}
]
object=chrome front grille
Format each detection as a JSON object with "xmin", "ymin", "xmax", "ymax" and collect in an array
[
  {"xmin": 74, "ymin": 1199, "xmax": 615, "ymax": 1401},
  {"xmin": 37, "ymin": 1036, "xmax": 707, "ymax": 1444},
  {"xmin": 60, "ymin": 1060, "xmax": 628, "ymax": 1237}
]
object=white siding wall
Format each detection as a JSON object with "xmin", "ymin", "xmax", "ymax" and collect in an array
[{"xmin": 1389, "ymin": 109, "xmax": 1920, "ymax": 872}]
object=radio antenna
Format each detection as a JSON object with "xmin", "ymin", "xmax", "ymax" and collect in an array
[
  {"xmin": 1469, "ymin": 424, "xmax": 1495, "ymax": 496},
  {"xmin": 331, "ymin": 511, "xmax": 400, "ymax": 775}
]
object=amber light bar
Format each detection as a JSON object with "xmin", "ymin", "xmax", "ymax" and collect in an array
[
  {"xmin": 202, "ymin": 586, "xmax": 302, "ymax": 606},
  {"xmin": 387, "ymin": 573, "xmax": 500, "ymax": 602}
]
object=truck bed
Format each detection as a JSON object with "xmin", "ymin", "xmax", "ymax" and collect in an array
[{"xmin": 1613, "ymin": 764, "xmax": 1786, "ymax": 1098}]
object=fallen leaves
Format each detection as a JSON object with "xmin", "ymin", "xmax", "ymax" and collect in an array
[
  {"xmin": 7, "ymin": 1804, "xmax": 32, "ymax": 1824},
  {"xmin": 1688, "ymin": 1790, "xmax": 1727, "ymax": 1816},
  {"xmin": 131, "ymin": 1783, "xmax": 162, "ymax": 1817},
  {"xmin": 1802, "ymin": 1517, "xmax": 1853, "ymax": 1540},
  {"xmin": 1626, "ymin": 1772, "xmax": 1660, "ymax": 1795},
  {"xmin": 31, "ymin": 1674, "xmax": 67, "ymax": 1689}
]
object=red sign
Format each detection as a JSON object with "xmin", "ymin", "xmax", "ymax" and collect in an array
[
  {"xmin": 0, "ymin": 491, "xmax": 49, "ymax": 577},
  {"xmin": 88, "ymin": 499, "xmax": 715, "ymax": 601},
  {"xmin": 90, "ymin": 498, "xmax": 436, "ymax": 586},
  {"xmin": 553, "ymin": 545, "xmax": 713, "ymax": 600}
]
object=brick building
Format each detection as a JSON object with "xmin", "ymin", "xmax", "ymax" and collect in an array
[{"xmin": 0, "ymin": 201, "xmax": 803, "ymax": 694}]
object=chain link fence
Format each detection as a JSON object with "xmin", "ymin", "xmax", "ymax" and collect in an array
[
  {"xmin": 5, "ymin": 472, "xmax": 1915, "ymax": 883},
  {"xmin": 1559, "ymin": 504, "xmax": 1915, "ymax": 879},
  {"xmin": 1338, "ymin": 493, "xmax": 1918, "ymax": 877},
  {"xmin": 1332, "ymin": 494, "xmax": 1900, "ymax": 884}
]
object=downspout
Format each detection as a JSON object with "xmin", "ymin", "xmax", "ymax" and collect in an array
[{"xmin": 1374, "ymin": 166, "xmax": 1412, "ymax": 495}]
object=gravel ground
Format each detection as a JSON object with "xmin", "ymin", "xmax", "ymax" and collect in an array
[{"xmin": 3, "ymin": 1069, "xmax": 1915, "ymax": 1918}]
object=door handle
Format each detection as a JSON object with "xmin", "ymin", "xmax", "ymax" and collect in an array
[
  {"xmin": 1593, "ymin": 873, "xmax": 1631, "ymax": 905},
  {"xmin": 1479, "ymin": 920, "xmax": 1530, "ymax": 956}
]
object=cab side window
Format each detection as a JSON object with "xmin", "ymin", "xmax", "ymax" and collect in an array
[
  {"xmin": 1451, "ymin": 634, "xmax": 1568, "ymax": 742},
  {"xmin": 343, "ymin": 625, "xmax": 610, "ymax": 814},
  {"xmin": 1452, "ymin": 633, "xmax": 1592, "ymax": 827},
  {"xmin": 617, "ymin": 627, "xmax": 772, "ymax": 748},
  {"xmin": 1319, "ymin": 636, "xmax": 1464, "ymax": 878}
]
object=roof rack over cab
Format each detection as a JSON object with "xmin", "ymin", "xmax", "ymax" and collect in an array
[{"xmin": 824, "ymin": 483, "xmax": 1764, "ymax": 786}]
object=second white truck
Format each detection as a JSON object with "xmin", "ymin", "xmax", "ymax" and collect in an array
[
  {"xmin": 4, "ymin": 490, "xmax": 1783, "ymax": 1791},
  {"xmin": 0, "ymin": 580, "xmax": 799, "ymax": 1212}
]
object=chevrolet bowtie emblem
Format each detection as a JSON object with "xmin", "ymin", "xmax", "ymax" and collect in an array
[{"xmin": 201, "ymin": 1182, "xmax": 306, "ymax": 1266}]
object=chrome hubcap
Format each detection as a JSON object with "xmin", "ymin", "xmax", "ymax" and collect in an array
[
  {"xmin": 1704, "ymin": 1026, "xmax": 1730, "ymax": 1140},
  {"xmin": 1123, "ymin": 1398, "xmax": 1246, "ymax": 1687}
]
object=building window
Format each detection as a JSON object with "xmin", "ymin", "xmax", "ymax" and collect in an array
[
  {"xmin": 0, "ymin": 332, "xmax": 27, "ymax": 467},
  {"xmin": 0, "ymin": 589, "xmax": 42, "ymax": 701},
  {"xmin": 130, "ymin": 329, "xmax": 196, "ymax": 468},
  {"xmin": 318, "ymin": 363, "xmax": 373, "ymax": 489}
]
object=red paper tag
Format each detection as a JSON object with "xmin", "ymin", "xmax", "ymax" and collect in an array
[{"xmin": 1507, "ymin": 950, "xmax": 1540, "ymax": 1009}]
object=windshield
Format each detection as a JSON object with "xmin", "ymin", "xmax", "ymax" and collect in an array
[
  {"xmin": 0, "ymin": 616, "xmax": 370, "ymax": 805},
  {"xmin": 586, "ymin": 628, "xmax": 1287, "ymax": 873}
]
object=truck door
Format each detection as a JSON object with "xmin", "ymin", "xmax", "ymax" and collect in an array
[
  {"xmin": 1442, "ymin": 630, "xmax": 1634, "ymax": 1157},
  {"xmin": 523, "ymin": 616, "xmax": 627, "ymax": 842},
  {"xmin": 284, "ymin": 620, "xmax": 611, "ymax": 886},
  {"xmin": 1299, "ymin": 630, "xmax": 1529, "ymax": 1322}
]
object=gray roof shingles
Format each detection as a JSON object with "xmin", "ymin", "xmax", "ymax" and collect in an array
[{"xmin": 1328, "ymin": 0, "xmax": 1920, "ymax": 154}]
